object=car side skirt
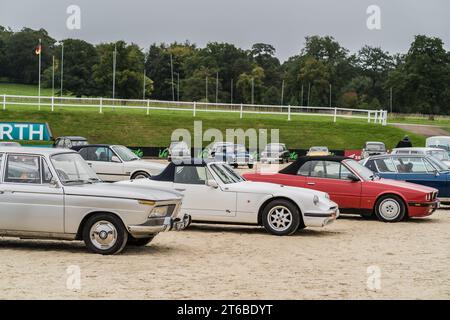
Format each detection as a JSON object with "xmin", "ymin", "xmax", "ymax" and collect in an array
[{"xmin": 0, "ymin": 229, "xmax": 77, "ymax": 241}]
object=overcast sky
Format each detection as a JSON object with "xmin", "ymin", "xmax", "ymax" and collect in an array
[{"xmin": 1, "ymin": 0, "xmax": 449, "ymax": 61}]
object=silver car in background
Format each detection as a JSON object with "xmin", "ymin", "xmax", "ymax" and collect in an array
[
  {"xmin": 0, "ymin": 147, "xmax": 189, "ymax": 255},
  {"xmin": 391, "ymin": 147, "xmax": 450, "ymax": 168}
]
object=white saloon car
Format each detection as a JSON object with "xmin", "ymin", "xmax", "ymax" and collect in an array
[
  {"xmin": 0, "ymin": 147, "xmax": 188, "ymax": 255},
  {"xmin": 74, "ymin": 144, "xmax": 166, "ymax": 181},
  {"xmin": 119, "ymin": 160, "xmax": 339, "ymax": 236}
]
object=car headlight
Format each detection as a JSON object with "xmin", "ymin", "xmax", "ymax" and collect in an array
[
  {"xmin": 149, "ymin": 205, "xmax": 169, "ymax": 218},
  {"xmin": 313, "ymin": 195, "xmax": 319, "ymax": 206}
]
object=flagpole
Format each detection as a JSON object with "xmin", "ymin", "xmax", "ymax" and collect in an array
[
  {"xmin": 52, "ymin": 55, "xmax": 55, "ymax": 96},
  {"xmin": 38, "ymin": 38, "xmax": 41, "ymax": 111},
  {"xmin": 60, "ymin": 41, "xmax": 64, "ymax": 99},
  {"xmin": 112, "ymin": 43, "xmax": 117, "ymax": 100}
]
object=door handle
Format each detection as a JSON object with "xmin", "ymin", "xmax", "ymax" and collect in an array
[
  {"xmin": 175, "ymin": 188, "xmax": 186, "ymax": 192},
  {"xmin": 307, "ymin": 182, "xmax": 316, "ymax": 186}
]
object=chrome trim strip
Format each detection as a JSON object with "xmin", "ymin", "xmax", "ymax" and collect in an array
[{"xmin": 0, "ymin": 230, "xmax": 76, "ymax": 240}]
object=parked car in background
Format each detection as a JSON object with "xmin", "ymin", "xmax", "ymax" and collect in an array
[
  {"xmin": 244, "ymin": 156, "xmax": 439, "ymax": 222},
  {"xmin": 73, "ymin": 144, "xmax": 166, "ymax": 181},
  {"xmin": 119, "ymin": 160, "xmax": 338, "ymax": 236},
  {"xmin": 0, "ymin": 141, "xmax": 21, "ymax": 147},
  {"xmin": 307, "ymin": 146, "xmax": 330, "ymax": 156},
  {"xmin": 209, "ymin": 142, "xmax": 254, "ymax": 168},
  {"xmin": 54, "ymin": 136, "xmax": 89, "ymax": 149},
  {"xmin": 168, "ymin": 141, "xmax": 191, "ymax": 163},
  {"xmin": 0, "ymin": 147, "xmax": 188, "ymax": 255},
  {"xmin": 260, "ymin": 143, "xmax": 290, "ymax": 164},
  {"xmin": 361, "ymin": 141, "xmax": 387, "ymax": 159},
  {"xmin": 391, "ymin": 147, "xmax": 450, "ymax": 168},
  {"xmin": 426, "ymin": 136, "xmax": 450, "ymax": 155},
  {"xmin": 362, "ymin": 154, "xmax": 450, "ymax": 203}
]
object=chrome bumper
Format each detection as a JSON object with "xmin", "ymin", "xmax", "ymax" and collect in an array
[{"xmin": 128, "ymin": 214, "xmax": 191, "ymax": 236}]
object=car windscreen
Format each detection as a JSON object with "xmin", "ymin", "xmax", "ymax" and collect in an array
[
  {"xmin": 345, "ymin": 159, "xmax": 377, "ymax": 180},
  {"xmin": 310, "ymin": 147, "xmax": 328, "ymax": 152},
  {"xmin": 210, "ymin": 163, "xmax": 243, "ymax": 184},
  {"xmin": 428, "ymin": 150, "xmax": 449, "ymax": 161},
  {"xmin": 51, "ymin": 153, "xmax": 100, "ymax": 184},
  {"xmin": 427, "ymin": 156, "xmax": 450, "ymax": 172},
  {"xmin": 112, "ymin": 145, "xmax": 140, "ymax": 161},
  {"xmin": 265, "ymin": 145, "xmax": 283, "ymax": 152},
  {"xmin": 366, "ymin": 143, "xmax": 386, "ymax": 151}
]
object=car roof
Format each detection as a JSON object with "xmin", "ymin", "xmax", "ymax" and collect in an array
[
  {"xmin": 279, "ymin": 155, "xmax": 350, "ymax": 174},
  {"xmin": 56, "ymin": 136, "xmax": 87, "ymax": 140},
  {"xmin": 368, "ymin": 153, "xmax": 431, "ymax": 159},
  {"xmin": 0, "ymin": 146, "xmax": 76, "ymax": 156},
  {"xmin": 365, "ymin": 141, "xmax": 385, "ymax": 145},
  {"xmin": 150, "ymin": 159, "xmax": 218, "ymax": 182},
  {"xmin": 392, "ymin": 147, "xmax": 443, "ymax": 152}
]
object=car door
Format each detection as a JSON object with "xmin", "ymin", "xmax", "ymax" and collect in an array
[
  {"xmin": 0, "ymin": 154, "xmax": 64, "ymax": 233},
  {"xmin": 305, "ymin": 160, "xmax": 362, "ymax": 209},
  {"xmin": 173, "ymin": 165, "xmax": 237, "ymax": 221},
  {"xmin": 393, "ymin": 157, "xmax": 447, "ymax": 194},
  {"xmin": 84, "ymin": 146, "xmax": 126, "ymax": 182}
]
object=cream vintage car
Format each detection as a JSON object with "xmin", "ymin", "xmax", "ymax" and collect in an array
[
  {"xmin": 0, "ymin": 147, "xmax": 189, "ymax": 255},
  {"xmin": 119, "ymin": 160, "xmax": 339, "ymax": 236}
]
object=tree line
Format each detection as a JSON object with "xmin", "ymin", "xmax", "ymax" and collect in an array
[{"xmin": 1, "ymin": 26, "xmax": 449, "ymax": 114}]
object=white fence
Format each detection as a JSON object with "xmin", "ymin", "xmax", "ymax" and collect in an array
[{"xmin": 1, "ymin": 94, "xmax": 388, "ymax": 125}]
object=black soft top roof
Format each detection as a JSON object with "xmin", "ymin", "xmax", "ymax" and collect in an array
[
  {"xmin": 279, "ymin": 156, "xmax": 351, "ymax": 175},
  {"xmin": 151, "ymin": 159, "xmax": 211, "ymax": 182}
]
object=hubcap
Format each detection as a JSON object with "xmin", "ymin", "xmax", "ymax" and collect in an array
[
  {"xmin": 134, "ymin": 174, "xmax": 148, "ymax": 179},
  {"xmin": 268, "ymin": 206, "xmax": 293, "ymax": 232},
  {"xmin": 90, "ymin": 221, "xmax": 117, "ymax": 250},
  {"xmin": 379, "ymin": 199, "xmax": 401, "ymax": 220}
]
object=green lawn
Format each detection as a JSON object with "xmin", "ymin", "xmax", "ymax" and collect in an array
[
  {"xmin": 0, "ymin": 83, "xmax": 58, "ymax": 96},
  {"xmin": 0, "ymin": 82, "xmax": 427, "ymax": 149},
  {"xmin": 0, "ymin": 107, "xmax": 425, "ymax": 149}
]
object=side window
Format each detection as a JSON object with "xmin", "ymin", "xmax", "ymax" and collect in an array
[
  {"xmin": 365, "ymin": 160, "xmax": 377, "ymax": 172},
  {"xmin": 174, "ymin": 166, "xmax": 207, "ymax": 185},
  {"xmin": 297, "ymin": 161, "xmax": 313, "ymax": 176},
  {"xmin": 78, "ymin": 147, "xmax": 90, "ymax": 160},
  {"xmin": 42, "ymin": 158, "xmax": 53, "ymax": 183},
  {"xmin": 310, "ymin": 161, "xmax": 326, "ymax": 178},
  {"xmin": 393, "ymin": 157, "xmax": 427, "ymax": 173},
  {"xmin": 323, "ymin": 161, "xmax": 340, "ymax": 179},
  {"xmin": 5, "ymin": 154, "xmax": 41, "ymax": 184},
  {"xmin": 374, "ymin": 158, "xmax": 396, "ymax": 173},
  {"xmin": 94, "ymin": 147, "xmax": 112, "ymax": 162}
]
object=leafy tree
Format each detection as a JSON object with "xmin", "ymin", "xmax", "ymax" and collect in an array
[
  {"xmin": 3, "ymin": 27, "xmax": 55, "ymax": 84},
  {"xmin": 386, "ymin": 35, "xmax": 450, "ymax": 114},
  {"xmin": 237, "ymin": 66, "xmax": 265, "ymax": 104}
]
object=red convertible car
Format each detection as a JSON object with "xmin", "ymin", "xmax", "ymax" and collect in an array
[{"xmin": 243, "ymin": 156, "xmax": 439, "ymax": 222}]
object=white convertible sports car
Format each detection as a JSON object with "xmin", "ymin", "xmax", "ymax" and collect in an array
[{"xmin": 118, "ymin": 160, "xmax": 339, "ymax": 236}]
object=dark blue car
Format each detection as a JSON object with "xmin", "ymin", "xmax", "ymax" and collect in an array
[{"xmin": 362, "ymin": 154, "xmax": 450, "ymax": 202}]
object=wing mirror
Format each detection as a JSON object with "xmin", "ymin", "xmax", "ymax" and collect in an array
[
  {"xmin": 207, "ymin": 179, "xmax": 219, "ymax": 189},
  {"xmin": 49, "ymin": 179, "xmax": 60, "ymax": 188},
  {"xmin": 347, "ymin": 173, "xmax": 360, "ymax": 182},
  {"xmin": 111, "ymin": 156, "xmax": 121, "ymax": 163}
]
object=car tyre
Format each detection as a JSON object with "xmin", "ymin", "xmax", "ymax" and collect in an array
[
  {"xmin": 131, "ymin": 171, "xmax": 150, "ymax": 180},
  {"xmin": 262, "ymin": 199, "xmax": 301, "ymax": 236},
  {"xmin": 248, "ymin": 164, "xmax": 254, "ymax": 169},
  {"xmin": 127, "ymin": 235, "xmax": 155, "ymax": 246},
  {"xmin": 82, "ymin": 213, "xmax": 128, "ymax": 255},
  {"xmin": 374, "ymin": 195, "xmax": 406, "ymax": 223}
]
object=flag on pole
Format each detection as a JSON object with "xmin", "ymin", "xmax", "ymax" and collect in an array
[{"xmin": 35, "ymin": 41, "xmax": 42, "ymax": 55}]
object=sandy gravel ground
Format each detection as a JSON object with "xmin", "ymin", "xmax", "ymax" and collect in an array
[
  {"xmin": 0, "ymin": 209, "xmax": 449, "ymax": 300},
  {"xmin": 390, "ymin": 123, "xmax": 449, "ymax": 137}
]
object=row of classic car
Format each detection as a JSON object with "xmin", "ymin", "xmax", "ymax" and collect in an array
[{"xmin": 0, "ymin": 136, "xmax": 447, "ymax": 255}]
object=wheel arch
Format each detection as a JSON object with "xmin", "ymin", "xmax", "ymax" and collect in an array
[
  {"xmin": 373, "ymin": 192, "xmax": 409, "ymax": 216},
  {"xmin": 257, "ymin": 196, "xmax": 304, "ymax": 226},
  {"xmin": 75, "ymin": 211, "xmax": 126, "ymax": 240},
  {"xmin": 130, "ymin": 169, "xmax": 151, "ymax": 179}
]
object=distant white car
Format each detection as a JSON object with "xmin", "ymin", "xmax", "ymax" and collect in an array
[
  {"xmin": 119, "ymin": 161, "xmax": 339, "ymax": 236},
  {"xmin": 168, "ymin": 141, "xmax": 191, "ymax": 163},
  {"xmin": 391, "ymin": 147, "xmax": 450, "ymax": 168},
  {"xmin": 74, "ymin": 144, "xmax": 166, "ymax": 181}
]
